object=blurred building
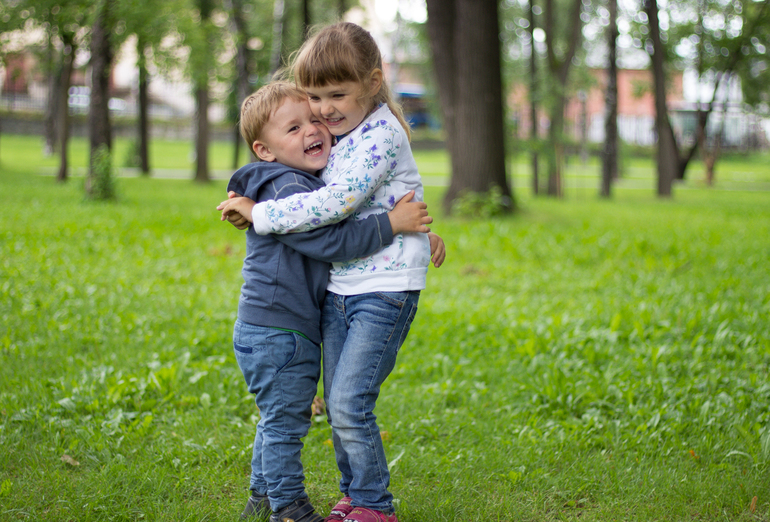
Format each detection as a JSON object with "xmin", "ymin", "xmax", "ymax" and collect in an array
[{"xmin": 508, "ymin": 68, "xmax": 768, "ymax": 149}]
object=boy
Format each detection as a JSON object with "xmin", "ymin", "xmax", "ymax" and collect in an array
[{"xmin": 216, "ymin": 82, "xmax": 431, "ymax": 522}]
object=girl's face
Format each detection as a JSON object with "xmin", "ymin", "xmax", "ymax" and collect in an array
[{"xmin": 305, "ymin": 81, "xmax": 370, "ymax": 137}]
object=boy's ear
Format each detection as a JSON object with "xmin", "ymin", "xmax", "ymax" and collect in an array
[
  {"xmin": 253, "ymin": 140, "xmax": 276, "ymax": 162},
  {"xmin": 369, "ymin": 69, "xmax": 383, "ymax": 97}
]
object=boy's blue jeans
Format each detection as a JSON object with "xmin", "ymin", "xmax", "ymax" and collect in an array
[
  {"xmin": 321, "ymin": 290, "xmax": 420, "ymax": 514},
  {"xmin": 232, "ymin": 319, "xmax": 320, "ymax": 512}
]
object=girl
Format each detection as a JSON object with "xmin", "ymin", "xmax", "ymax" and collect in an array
[{"xmin": 246, "ymin": 22, "xmax": 444, "ymax": 522}]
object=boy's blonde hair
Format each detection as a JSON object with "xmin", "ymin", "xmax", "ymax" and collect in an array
[
  {"xmin": 291, "ymin": 22, "xmax": 412, "ymax": 141},
  {"xmin": 239, "ymin": 81, "xmax": 308, "ymax": 152}
]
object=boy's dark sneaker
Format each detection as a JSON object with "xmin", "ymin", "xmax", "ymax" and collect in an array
[
  {"xmin": 342, "ymin": 507, "xmax": 397, "ymax": 522},
  {"xmin": 241, "ymin": 492, "xmax": 270, "ymax": 520},
  {"xmin": 325, "ymin": 496, "xmax": 353, "ymax": 521},
  {"xmin": 270, "ymin": 498, "xmax": 324, "ymax": 522}
]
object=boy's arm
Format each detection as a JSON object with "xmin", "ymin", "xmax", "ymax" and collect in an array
[
  {"xmin": 249, "ymin": 125, "xmax": 404, "ymax": 235},
  {"xmin": 218, "ymin": 185, "xmax": 432, "ymax": 262}
]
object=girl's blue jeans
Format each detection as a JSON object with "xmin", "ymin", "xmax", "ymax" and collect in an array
[
  {"xmin": 232, "ymin": 319, "xmax": 321, "ymax": 512},
  {"xmin": 321, "ymin": 290, "xmax": 420, "ymax": 514}
]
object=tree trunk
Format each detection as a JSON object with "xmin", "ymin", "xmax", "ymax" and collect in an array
[
  {"xmin": 302, "ymin": 0, "xmax": 310, "ymax": 40},
  {"xmin": 137, "ymin": 40, "xmax": 150, "ymax": 175},
  {"xmin": 195, "ymin": 85, "xmax": 210, "ymax": 182},
  {"xmin": 56, "ymin": 41, "xmax": 74, "ymax": 183},
  {"xmin": 44, "ymin": 30, "xmax": 59, "ymax": 157},
  {"xmin": 644, "ymin": 0, "xmax": 677, "ymax": 197},
  {"xmin": 86, "ymin": 1, "xmax": 113, "ymax": 196},
  {"xmin": 231, "ymin": 0, "xmax": 251, "ymax": 168},
  {"xmin": 337, "ymin": 0, "xmax": 346, "ymax": 18},
  {"xmin": 546, "ymin": 93, "xmax": 565, "ymax": 197},
  {"xmin": 703, "ymin": 75, "xmax": 731, "ymax": 186},
  {"xmin": 426, "ymin": 0, "xmax": 512, "ymax": 213},
  {"xmin": 269, "ymin": 0, "xmax": 286, "ymax": 75},
  {"xmin": 425, "ymin": 0, "xmax": 458, "ymax": 203},
  {"xmin": 543, "ymin": 0, "xmax": 583, "ymax": 197},
  {"xmin": 528, "ymin": 0, "xmax": 539, "ymax": 195},
  {"xmin": 579, "ymin": 91, "xmax": 588, "ymax": 164},
  {"xmin": 600, "ymin": 0, "xmax": 618, "ymax": 198}
]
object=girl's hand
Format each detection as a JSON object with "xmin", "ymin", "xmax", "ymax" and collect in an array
[
  {"xmin": 427, "ymin": 232, "xmax": 446, "ymax": 268},
  {"xmin": 217, "ymin": 196, "xmax": 257, "ymax": 227},
  {"xmin": 219, "ymin": 191, "xmax": 250, "ymax": 230},
  {"xmin": 387, "ymin": 190, "xmax": 432, "ymax": 234}
]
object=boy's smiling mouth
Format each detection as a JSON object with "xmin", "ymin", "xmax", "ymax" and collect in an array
[{"xmin": 304, "ymin": 140, "xmax": 324, "ymax": 156}]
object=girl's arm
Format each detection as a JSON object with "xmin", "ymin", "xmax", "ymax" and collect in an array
[{"xmin": 249, "ymin": 124, "xmax": 404, "ymax": 235}]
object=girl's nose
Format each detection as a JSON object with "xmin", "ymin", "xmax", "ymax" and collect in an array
[{"xmin": 321, "ymin": 100, "xmax": 334, "ymax": 117}]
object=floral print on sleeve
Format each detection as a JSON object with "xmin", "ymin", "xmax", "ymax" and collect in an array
[{"xmin": 249, "ymin": 119, "xmax": 403, "ymax": 235}]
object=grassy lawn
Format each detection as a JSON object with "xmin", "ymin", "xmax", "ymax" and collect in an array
[{"xmin": 1, "ymin": 135, "xmax": 769, "ymax": 521}]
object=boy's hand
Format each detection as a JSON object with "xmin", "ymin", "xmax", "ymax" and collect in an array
[
  {"xmin": 388, "ymin": 190, "xmax": 432, "ymax": 235},
  {"xmin": 217, "ymin": 196, "xmax": 257, "ymax": 226},
  {"xmin": 427, "ymin": 232, "xmax": 446, "ymax": 268},
  {"xmin": 227, "ymin": 212, "xmax": 250, "ymax": 230},
  {"xmin": 224, "ymin": 191, "xmax": 250, "ymax": 230}
]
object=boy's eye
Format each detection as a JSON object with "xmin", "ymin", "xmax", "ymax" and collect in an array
[{"xmin": 288, "ymin": 126, "xmax": 299, "ymax": 132}]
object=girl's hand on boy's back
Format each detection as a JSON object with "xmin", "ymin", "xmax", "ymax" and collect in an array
[
  {"xmin": 387, "ymin": 190, "xmax": 432, "ymax": 235},
  {"xmin": 428, "ymin": 232, "xmax": 446, "ymax": 268},
  {"xmin": 217, "ymin": 192, "xmax": 257, "ymax": 228}
]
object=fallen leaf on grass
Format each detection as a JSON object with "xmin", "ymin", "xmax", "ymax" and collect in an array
[
  {"xmin": 61, "ymin": 454, "xmax": 80, "ymax": 467},
  {"xmin": 750, "ymin": 496, "xmax": 757, "ymax": 513},
  {"xmin": 208, "ymin": 244, "xmax": 234, "ymax": 257},
  {"xmin": 312, "ymin": 396, "xmax": 325, "ymax": 416}
]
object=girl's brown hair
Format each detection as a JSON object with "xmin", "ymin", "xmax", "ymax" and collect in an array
[{"xmin": 291, "ymin": 22, "xmax": 412, "ymax": 141}]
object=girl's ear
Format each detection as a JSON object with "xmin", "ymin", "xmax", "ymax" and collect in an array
[
  {"xmin": 253, "ymin": 140, "xmax": 275, "ymax": 162},
  {"xmin": 368, "ymin": 69, "xmax": 383, "ymax": 97}
]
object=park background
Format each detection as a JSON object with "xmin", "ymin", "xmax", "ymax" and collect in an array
[{"xmin": 2, "ymin": 0, "xmax": 770, "ymax": 520}]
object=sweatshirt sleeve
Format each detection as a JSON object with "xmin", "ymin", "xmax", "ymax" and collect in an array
[
  {"xmin": 267, "ymin": 180, "xmax": 395, "ymax": 263},
  {"xmin": 249, "ymin": 123, "xmax": 402, "ymax": 235}
]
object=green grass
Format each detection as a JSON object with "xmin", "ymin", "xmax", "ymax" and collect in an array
[{"xmin": 1, "ymin": 135, "xmax": 770, "ymax": 521}]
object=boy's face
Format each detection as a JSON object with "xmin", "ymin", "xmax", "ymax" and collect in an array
[{"xmin": 254, "ymin": 98, "xmax": 332, "ymax": 173}]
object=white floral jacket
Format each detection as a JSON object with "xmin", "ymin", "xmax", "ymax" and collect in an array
[{"xmin": 250, "ymin": 104, "xmax": 431, "ymax": 295}]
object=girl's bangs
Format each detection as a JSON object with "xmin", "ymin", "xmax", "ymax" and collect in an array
[{"xmin": 296, "ymin": 48, "xmax": 360, "ymax": 87}]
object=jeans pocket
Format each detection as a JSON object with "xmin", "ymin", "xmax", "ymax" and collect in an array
[
  {"xmin": 234, "ymin": 342, "xmax": 253, "ymax": 354},
  {"xmin": 374, "ymin": 291, "xmax": 410, "ymax": 308}
]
